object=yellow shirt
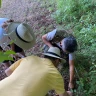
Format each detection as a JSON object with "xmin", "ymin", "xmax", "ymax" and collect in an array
[{"xmin": 0, "ymin": 55, "xmax": 65, "ymax": 96}]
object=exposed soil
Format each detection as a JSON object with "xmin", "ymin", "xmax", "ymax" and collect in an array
[
  {"xmin": 0, "ymin": 0, "xmax": 74, "ymax": 95},
  {"xmin": 0, "ymin": 0, "xmax": 57, "ymax": 54}
]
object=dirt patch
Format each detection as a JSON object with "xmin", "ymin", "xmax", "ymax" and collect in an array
[
  {"xmin": 0, "ymin": 0, "xmax": 72, "ymax": 95},
  {"xmin": 0, "ymin": 0, "xmax": 56, "ymax": 55}
]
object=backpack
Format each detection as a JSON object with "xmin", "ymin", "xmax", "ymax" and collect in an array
[{"xmin": 50, "ymin": 29, "xmax": 70, "ymax": 44}]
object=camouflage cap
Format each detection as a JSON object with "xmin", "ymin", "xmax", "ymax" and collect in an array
[{"xmin": 55, "ymin": 29, "xmax": 69, "ymax": 38}]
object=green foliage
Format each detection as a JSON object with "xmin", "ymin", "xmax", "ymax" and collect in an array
[
  {"xmin": 74, "ymin": 25, "xmax": 96, "ymax": 63},
  {"xmin": 0, "ymin": 0, "xmax": 1, "ymax": 8},
  {"xmin": 53, "ymin": 0, "xmax": 96, "ymax": 24},
  {"xmin": 88, "ymin": 64, "xmax": 96, "ymax": 95},
  {"xmin": 52, "ymin": 0, "xmax": 96, "ymax": 95},
  {"xmin": 0, "ymin": 50, "xmax": 15, "ymax": 63}
]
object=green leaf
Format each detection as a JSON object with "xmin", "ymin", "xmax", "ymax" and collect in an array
[
  {"xmin": 4, "ymin": 50, "xmax": 16, "ymax": 55},
  {"xmin": 0, "ymin": 52, "xmax": 13, "ymax": 63},
  {"xmin": 0, "ymin": 0, "xmax": 1, "ymax": 8}
]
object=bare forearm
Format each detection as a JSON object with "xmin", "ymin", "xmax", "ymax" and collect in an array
[
  {"xmin": 42, "ymin": 34, "xmax": 53, "ymax": 47},
  {"xmin": 59, "ymin": 91, "xmax": 72, "ymax": 96},
  {"xmin": 5, "ymin": 68, "xmax": 13, "ymax": 76},
  {"xmin": 44, "ymin": 40, "xmax": 53, "ymax": 47},
  {"xmin": 69, "ymin": 60, "xmax": 75, "ymax": 83},
  {"xmin": 69, "ymin": 66, "xmax": 74, "ymax": 83}
]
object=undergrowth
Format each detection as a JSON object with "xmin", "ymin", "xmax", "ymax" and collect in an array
[{"xmin": 52, "ymin": 0, "xmax": 96, "ymax": 95}]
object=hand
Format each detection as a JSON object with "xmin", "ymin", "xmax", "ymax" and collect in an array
[{"xmin": 68, "ymin": 82, "xmax": 74, "ymax": 89}]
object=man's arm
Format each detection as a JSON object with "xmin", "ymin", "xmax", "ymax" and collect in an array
[
  {"xmin": 59, "ymin": 91, "xmax": 72, "ymax": 96},
  {"xmin": 5, "ymin": 68, "xmax": 13, "ymax": 76},
  {"xmin": 42, "ymin": 34, "xmax": 53, "ymax": 47},
  {"xmin": 5, "ymin": 58, "xmax": 22, "ymax": 76},
  {"xmin": 69, "ymin": 60, "xmax": 75, "ymax": 89}
]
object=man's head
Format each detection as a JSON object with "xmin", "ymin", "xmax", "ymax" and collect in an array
[
  {"xmin": 62, "ymin": 36, "xmax": 77, "ymax": 53},
  {"xmin": 43, "ymin": 47, "xmax": 65, "ymax": 67},
  {"xmin": 2, "ymin": 22, "xmax": 36, "ymax": 50}
]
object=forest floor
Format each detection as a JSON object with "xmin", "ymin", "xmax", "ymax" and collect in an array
[
  {"xmin": 0, "ymin": 0, "xmax": 75, "ymax": 95},
  {"xmin": 0, "ymin": 0, "xmax": 57, "ymax": 55}
]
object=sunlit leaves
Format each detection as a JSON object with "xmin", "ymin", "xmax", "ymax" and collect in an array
[{"xmin": 0, "ymin": 50, "xmax": 15, "ymax": 63}]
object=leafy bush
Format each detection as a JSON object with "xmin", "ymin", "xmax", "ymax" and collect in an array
[
  {"xmin": 53, "ymin": 0, "xmax": 96, "ymax": 24},
  {"xmin": 89, "ymin": 65, "xmax": 96, "ymax": 95},
  {"xmin": 52, "ymin": 0, "xmax": 96, "ymax": 95}
]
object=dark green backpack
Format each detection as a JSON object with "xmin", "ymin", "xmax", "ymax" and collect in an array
[{"xmin": 50, "ymin": 29, "xmax": 71, "ymax": 43}]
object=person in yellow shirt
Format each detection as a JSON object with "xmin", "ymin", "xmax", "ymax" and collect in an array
[{"xmin": 0, "ymin": 47, "xmax": 72, "ymax": 96}]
